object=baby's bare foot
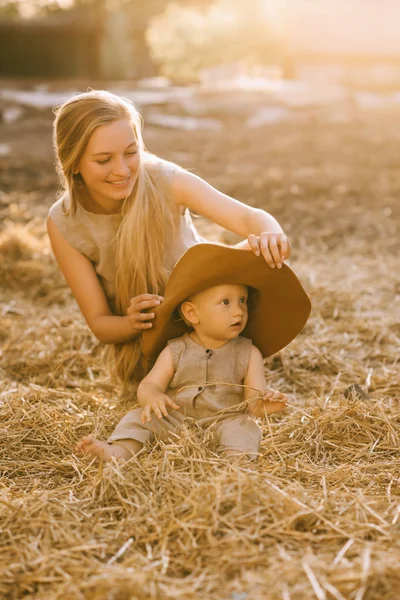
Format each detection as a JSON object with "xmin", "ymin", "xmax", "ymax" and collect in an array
[{"xmin": 75, "ymin": 436, "xmax": 131, "ymax": 461}]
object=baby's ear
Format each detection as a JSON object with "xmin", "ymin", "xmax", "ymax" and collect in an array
[{"xmin": 180, "ymin": 301, "xmax": 199, "ymax": 326}]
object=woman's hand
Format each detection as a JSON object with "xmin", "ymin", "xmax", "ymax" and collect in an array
[
  {"xmin": 127, "ymin": 293, "xmax": 164, "ymax": 334},
  {"xmin": 247, "ymin": 232, "xmax": 291, "ymax": 269},
  {"xmin": 140, "ymin": 394, "xmax": 180, "ymax": 424}
]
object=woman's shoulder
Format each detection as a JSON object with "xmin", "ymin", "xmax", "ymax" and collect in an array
[
  {"xmin": 47, "ymin": 194, "xmax": 72, "ymax": 231},
  {"xmin": 47, "ymin": 194, "xmax": 90, "ymax": 250},
  {"xmin": 143, "ymin": 154, "xmax": 181, "ymax": 182},
  {"xmin": 48, "ymin": 193, "xmax": 72, "ymax": 221},
  {"xmin": 48, "ymin": 194, "xmax": 64, "ymax": 215}
]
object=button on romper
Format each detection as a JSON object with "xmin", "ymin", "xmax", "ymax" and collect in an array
[{"xmin": 108, "ymin": 333, "xmax": 262, "ymax": 457}]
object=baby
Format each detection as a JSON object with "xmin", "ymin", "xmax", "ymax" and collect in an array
[
  {"xmin": 76, "ymin": 241, "xmax": 311, "ymax": 463},
  {"xmin": 77, "ymin": 283, "xmax": 288, "ymax": 462}
]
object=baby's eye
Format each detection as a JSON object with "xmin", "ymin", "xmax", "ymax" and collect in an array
[
  {"xmin": 221, "ymin": 299, "xmax": 230, "ymax": 305},
  {"xmin": 240, "ymin": 297, "xmax": 247, "ymax": 304}
]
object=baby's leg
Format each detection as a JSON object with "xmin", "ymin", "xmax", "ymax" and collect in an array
[
  {"xmin": 76, "ymin": 407, "xmax": 184, "ymax": 462},
  {"xmin": 76, "ymin": 437, "xmax": 143, "ymax": 461},
  {"xmin": 214, "ymin": 414, "xmax": 262, "ymax": 462},
  {"xmin": 76, "ymin": 408, "xmax": 150, "ymax": 462}
]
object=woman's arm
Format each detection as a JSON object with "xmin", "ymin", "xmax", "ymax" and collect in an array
[
  {"xmin": 47, "ymin": 216, "xmax": 136, "ymax": 344},
  {"xmin": 171, "ymin": 170, "xmax": 291, "ymax": 267}
]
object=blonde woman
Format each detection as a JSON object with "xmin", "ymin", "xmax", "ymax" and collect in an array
[{"xmin": 48, "ymin": 90, "xmax": 291, "ymax": 383}]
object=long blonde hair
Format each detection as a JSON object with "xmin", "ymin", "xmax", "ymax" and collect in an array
[{"xmin": 53, "ymin": 90, "xmax": 179, "ymax": 382}]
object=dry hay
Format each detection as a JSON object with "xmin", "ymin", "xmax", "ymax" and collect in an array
[
  {"xmin": 1, "ymin": 233, "xmax": 398, "ymax": 600},
  {"xmin": 1, "ymin": 98, "xmax": 400, "ymax": 600},
  {"xmin": 1, "ymin": 383, "xmax": 399, "ymax": 600}
]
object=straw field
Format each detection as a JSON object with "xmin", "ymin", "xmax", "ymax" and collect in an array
[{"xmin": 1, "ymin": 92, "xmax": 399, "ymax": 599}]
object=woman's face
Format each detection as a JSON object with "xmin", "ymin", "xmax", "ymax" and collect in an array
[{"xmin": 76, "ymin": 119, "xmax": 140, "ymax": 210}]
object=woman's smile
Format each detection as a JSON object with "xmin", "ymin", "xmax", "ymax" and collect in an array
[{"xmin": 106, "ymin": 176, "xmax": 131, "ymax": 186}]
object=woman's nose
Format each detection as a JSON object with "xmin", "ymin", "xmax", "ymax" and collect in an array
[{"xmin": 113, "ymin": 157, "xmax": 131, "ymax": 176}]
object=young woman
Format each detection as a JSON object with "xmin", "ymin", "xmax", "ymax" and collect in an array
[{"xmin": 48, "ymin": 90, "xmax": 291, "ymax": 382}]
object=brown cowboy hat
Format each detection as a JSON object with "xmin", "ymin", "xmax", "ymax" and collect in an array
[{"xmin": 142, "ymin": 243, "xmax": 311, "ymax": 361}]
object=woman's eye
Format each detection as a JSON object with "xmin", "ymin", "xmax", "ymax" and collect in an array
[
  {"xmin": 126, "ymin": 151, "xmax": 137, "ymax": 156},
  {"xmin": 97, "ymin": 158, "xmax": 110, "ymax": 165}
]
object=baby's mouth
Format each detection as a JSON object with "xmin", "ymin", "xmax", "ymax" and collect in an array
[{"xmin": 231, "ymin": 321, "xmax": 242, "ymax": 327}]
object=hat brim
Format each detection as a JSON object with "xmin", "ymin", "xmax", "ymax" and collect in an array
[{"xmin": 142, "ymin": 244, "xmax": 311, "ymax": 361}]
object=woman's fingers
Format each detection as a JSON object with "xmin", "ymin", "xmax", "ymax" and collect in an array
[
  {"xmin": 127, "ymin": 315, "xmax": 154, "ymax": 331},
  {"xmin": 247, "ymin": 234, "xmax": 260, "ymax": 256},
  {"xmin": 136, "ymin": 298, "xmax": 162, "ymax": 311},
  {"xmin": 136, "ymin": 312, "xmax": 155, "ymax": 321},
  {"xmin": 249, "ymin": 233, "xmax": 290, "ymax": 268},
  {"xmin": 260, "ymin": 233, "xmax": 277, "ymax": 268},
  {"xmin": 265, "ymin": 233, "xmax": 283, "ymax": 268},
  {"xmin": 129, "ymin": 294, "xmax": 163, "ymax": 310},
  {"xmin": 130, "ymin": 293, "xmax": 163, "ymax": 304},
  {"xmin": 127, "ymin": 293, "xmax": 164, "ymax": 332},
  {"xmin": 278, "ymin": 235, "xmax": 289, "ymax": 261}
]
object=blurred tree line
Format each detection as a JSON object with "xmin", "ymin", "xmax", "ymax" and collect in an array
[
  {"xmin": 148, "ymin": 0, "xmax": 284, "ymax": 80},
  {"xmin": 0, "ymin": 0, "xmax": 284, "ymax": 81},
  {"xmin": 0, "ymin": 0, "xmax": 215, "ymax": 21}
]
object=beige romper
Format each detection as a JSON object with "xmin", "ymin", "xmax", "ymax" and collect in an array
[
  {"xmin": 108, "ymin": 333, "xmax": 262, "ymax": 456},
  {"xmin": 48, "ymin": 161, "xmax": 205, "ymax": 307}
]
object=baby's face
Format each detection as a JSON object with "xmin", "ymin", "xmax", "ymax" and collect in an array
[{"xmin": 191, "ymin": 284, "xmax": 248, "ymax": 342}]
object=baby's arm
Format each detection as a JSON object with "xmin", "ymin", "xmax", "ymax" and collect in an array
[
  {"xmin": 244, "ymin": 346, "xmax": 288, "ymax": 418},
  {"xmin": 137, "ymin": 347, "xmax": 179, "ymax": 423}
]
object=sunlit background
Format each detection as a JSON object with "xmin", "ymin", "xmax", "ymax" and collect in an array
[
  {"xmin": 1, "ymin": 3, "xmax": 400, "ymax": 599},
  {"xmin": 1, "ymin": 0, "xmax": 400, "ymax": 84}
]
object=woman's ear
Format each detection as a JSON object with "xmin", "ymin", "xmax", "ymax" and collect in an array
[
  {"xmin": 73, "ymin": 160, "xmax": 81, "ymax": 176},
  {"xmin": 180, "ymin": 301, "xmax": 199, "ymax": 326}
]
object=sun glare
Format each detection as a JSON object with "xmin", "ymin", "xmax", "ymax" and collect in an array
[{"xmin": 16, "ymin": 0, "xmax": 74, "ymax": 19}]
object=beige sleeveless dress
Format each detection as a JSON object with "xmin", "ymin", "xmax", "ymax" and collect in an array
[
  {"xmin": 48, "ymin": 161, "xmax": 206, "ymax": 307},
  {"xmin": 108, "ymin": 333, "xmax": 262, "ymax": 457}
]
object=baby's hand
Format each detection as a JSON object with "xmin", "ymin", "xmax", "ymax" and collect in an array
[
  {"xmin": 140, "ymin": 394, "xmax": 180, "ymax": 424},
  {"xmin": 255, "ymin": 388, "xmax": 288, "ymax": 417},
  {"xmin": 262, "ymin": 388, "xmax": 288, "ymax": 404}
]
